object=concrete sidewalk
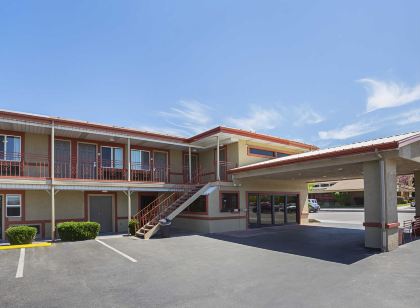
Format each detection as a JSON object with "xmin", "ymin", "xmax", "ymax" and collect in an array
[{"xmin": 320, "ymin": 207, "xmax": 415, "ymax": 213}]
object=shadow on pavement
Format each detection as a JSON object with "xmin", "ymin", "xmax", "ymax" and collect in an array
[{"xmin": 204, "ymin": 224, "xmax": 379, "ymax": 265}]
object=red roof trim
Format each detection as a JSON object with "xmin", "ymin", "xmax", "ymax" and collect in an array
[
  {"xmin": 188, "ymin": 126, "xmax": 317, "ymax": 150},
  {"xmin": 0, "ymin": 110, "xmax": 188, "ymax": 143},
  {"xmin": 0, "ymin": 110, "xmax": 317, "ymax": 149},
  {"xmin": 229, "ymin": 142, "xmax": 399, "ymax": 174}
]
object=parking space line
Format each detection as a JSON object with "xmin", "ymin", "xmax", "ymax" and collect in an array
[
  {"xmin": 15, "ymin": 248, "xmax": 25, "ymax": 278},
  {"xmin": 95, "ymin": 239, "xmax": 137, "ymax": 263}
]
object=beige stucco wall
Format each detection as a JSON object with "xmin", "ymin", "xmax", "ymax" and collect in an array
[
  {"xmin": 24, "ymin": 133, "xmax": 50, "ymax": 177},
  {"xmin": 173, "ymin": 178, "xmax": 308, "ymax": 234},
  {"xmin": 25, "ymin": 190, "xmax": 51, "ymax": 221},
  {"xmin": 25, "ymin": 190, "xmax": 85, "ymax": 221},
  {"xmin": 24, "ymin": 133, "xmax": 49, "ymax": 157},
  {"xmin": 56, "ymin": 191, "xmax": 85, "ymax": 220},
  {"xmin": 226, "ymin": 143, "xmax": 239, "ymax": 168},
  {"xmin": 198, "ymin": 149, "xmax": 215, "ymax": 182},
  {"xmin": 116, "ymin": 191, "xmax": 139, "ymax": 232},
  {"xmin": 237, "ymin": 139, "xmax": 307, "ymax": 167},
  {"xmin": 172, "ymin": 218, "xmax": 210, "ymax": 233}
]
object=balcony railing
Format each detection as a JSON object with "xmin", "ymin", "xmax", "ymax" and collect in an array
[
  {"xmin": 0, "ymin": 152, "xmax": 50, "ymax": 178},
  {"xmin": 0, "ymin": 152, "xmax": 237, "ymax": 184}
]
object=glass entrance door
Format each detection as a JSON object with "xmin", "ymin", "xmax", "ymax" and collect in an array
[
  {"xmin": 248, "ymin": 193, "xmax": 299, "ymax": 228},
  {"xmin": 273, "ymin": 195, "xmax": 285, "ymax": 225},
  {"xmin": 259, "ymin": 194, "xmax": 273, "ymax": 225},
  {"xmin": 248, "ymin": 194, "xmax": 259, "ymax": 227}
]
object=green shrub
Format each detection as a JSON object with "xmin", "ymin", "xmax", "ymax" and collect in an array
[
  {"xmin": 6, "ymin": 226, "xmax": 37, "ymax": 245},
  {"xmin": 397, "ymin": 196, "xmax": 407, "ymax": 204},
  {"xmin": 128, "ymin": 219, "xmax": 137, "ymax": 236},
  {"xmin": 57, "ymin": 221, "xmax": 100, "ymax": 241}
]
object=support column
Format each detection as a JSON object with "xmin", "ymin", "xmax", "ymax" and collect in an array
[
  {"xmin": 363, "ymin": 159, "xmax": 398, "ymax": 251},
  {"xmin": 188, "ymin": 146, "xmax": 192, "ymax": 183},
  {"xmin": 51, "ymin": 122, "xmax": 56, "ymax": 241},
  {"xmin": 51, "ymin": 186, "xmax": 56, "ymax": 241},
  {"xmin": 127, "ymin": 189, "xmax": 131, "ymax": 234},
  {"xmin": 216, "ymin": 135, "xmax": 220, "ymax": 181},
  {"xmin": 127, "ymin": 138, "xmax": 131, "ymax": 182},
  {"xmin": 415, "ymin": 170, "xmax": 420, "ymax": 218}
]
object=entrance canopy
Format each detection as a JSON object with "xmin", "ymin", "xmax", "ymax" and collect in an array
[
  {"xmin": 230, "ymin": 131, "xmax": 420, "ymax": 183},
  {"xmin": 230, "ymin": 131, "xmax": 420, "ymax": 252}
]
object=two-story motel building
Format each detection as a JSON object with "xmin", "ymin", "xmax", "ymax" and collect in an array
[
  {"xmin": 0, "ymin": 109, "xmax": 316, "ymax": 241},
  {"xmin": 1, "ymin": 109, "xmax": 420, "ymax": 252}
]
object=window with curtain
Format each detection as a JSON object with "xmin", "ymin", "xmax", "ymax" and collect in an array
[
  {"xmin": 0, "ymin": 135, "xmax": 21, "ymax": 161},
  {"xmin": 131, "ymin": 149, "xmax": 150, "ymax": 170},
  {"xmin": 101, "ymin": 146, "xmax": 123, "ymax": 169}
]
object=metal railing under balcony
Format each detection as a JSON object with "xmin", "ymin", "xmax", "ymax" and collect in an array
[
  {"xmin": 0, "ymin": 151, "xmax": 238, "ymax": 184},
  {"xmin": 0, "ymin": 152, "xmax": 50, "ymax": 178}
]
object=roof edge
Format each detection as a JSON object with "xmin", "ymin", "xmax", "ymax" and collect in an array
[
  {"xmin": 229, "ymin": 141, "xmax": 399, "ymax": 174},
  {"xmin": 188, "ymin": 126, "xmax": 318, "ymax": 150}
]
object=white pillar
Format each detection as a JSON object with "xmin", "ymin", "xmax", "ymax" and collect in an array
[
  {"xmin": 363, "ymin": 159, "xmax": 398, "ymax": 251},
  {"xmin": 127, "ymin": 189, "xmax": 131, "ymax": 221},
  {"xmin": 127, "ymin": 138, "xmax": 131, "ymax": 181},
  {"xmin": 188, "ymin": 146, "xmax": 192, "ymax": 183},
  {"xmin": 216, "ymin": 135, "xmax": 220, "ymax": 181},
  {"xmin": 51, "ymin": 123, "xmax": 56, "ymax": 241},
  {"xmin": 51, "ymin": 186, "xmax": 56, "ymax": 241},
  {"xmin": 51, "ymin": 122, "xmax": 55, "ymax": 180}
]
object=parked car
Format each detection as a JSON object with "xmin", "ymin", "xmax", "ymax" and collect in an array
[
  {"xmin": 308, "ymin": 199, "xmax": 320, "ymax": 212},
  {"xmin": 411, "ymin": 201, "xmax": 416, "ymax": 208}
]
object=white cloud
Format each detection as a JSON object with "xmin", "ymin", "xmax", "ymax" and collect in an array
[
  {"xmin": 396, "ymin": 108, "xmax": 420, "ymax": 125},
  {"xmin": 159, "ymin": 100, "xmax": 213, "ymax": 134},
  {"xmin": 318, "ymin": 122, "xmax": 377, "ymax": 140},
  {"xmin": 293, "ymin": 106, "xmax": 325, "ymax": 126},
  {"xmin": 358, "ymin": 78, "xmax": 420, "ymax": 112},
  {"xmin": 226, "ymin": 105, "xmax": 282, "ymax": 131}
]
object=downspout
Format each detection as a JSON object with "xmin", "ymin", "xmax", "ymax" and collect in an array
[{"xmin": 375, "ymin": 149, "xmax": 386, "ymax": 252}]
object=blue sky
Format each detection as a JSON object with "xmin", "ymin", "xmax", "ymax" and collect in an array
[{"xmin": 0, "ymin": 0, "xmax": 419, "ymax": 147}]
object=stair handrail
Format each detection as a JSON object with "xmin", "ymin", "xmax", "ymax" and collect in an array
[
  {"xmin": 132, "ymin": 192, "xmax": 170, "ymax": 222},
  {"xmin": 135, "ymin": 167, "xmax": 206, "ymax": 232}
]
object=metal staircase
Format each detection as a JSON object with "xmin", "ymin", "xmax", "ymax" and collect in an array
[{"xmin": 133, "ymin": 183, "xmax": 210, "ymax": 239}]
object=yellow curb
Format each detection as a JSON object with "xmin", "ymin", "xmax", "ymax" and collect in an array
[{"xmin": 0, "ymin": 242, "xmax": 52, "ymax": 250}]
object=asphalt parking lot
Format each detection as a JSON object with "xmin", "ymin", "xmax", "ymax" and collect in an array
[{"xmin": 1, "ymin": 224, "xmax": 420, "ymax": 308}]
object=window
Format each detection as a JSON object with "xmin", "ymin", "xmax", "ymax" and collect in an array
[
  {"xmin": 101, "ymin": 146, "xmax": 123, "ymax": 169},
  {"xmin": 220, "ymin": 193, "xmax": 239, "ymax": 212},
  {"xmin": 6, "ymin": 194, "xmax": 21, "ymax": 217},
  {"xmin": 248, "ymin": 147, "xmax": 288, "ymax": 159},
  {"xmin": 131, "ymin": 149, "xmax": 150, "ymax": 170},
  {"xmin": 185, "ymin": 196, "xmax": 207, "ymax": 213},
  {"xmin": 0, "ymin": 135, "xmax": 21, "ymax": 161}
]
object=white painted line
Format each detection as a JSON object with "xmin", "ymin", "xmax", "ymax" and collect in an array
[
  {"xmin": 16, "ymin": 248, "xmax": 25, "ymax": 278},
  {"xmin": 318, "ymin": 219, "xmax": 362, "ymax": 225},
  {"xmin": 95, "ymin": 239, "xmax": 137, "ymax": 263}
]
